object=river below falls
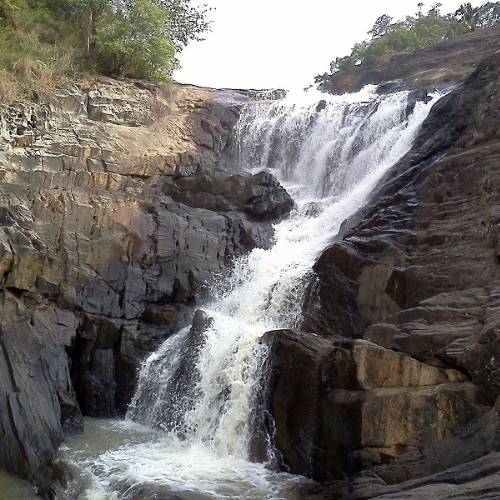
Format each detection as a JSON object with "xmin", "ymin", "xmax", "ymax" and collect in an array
[
  {"xmin": 0, "ymin": 417, "xmax": 310, "ymax": 499},
  {"xmin": 0, "ymin": 472, "xmax": 37, "ymax": 500},
  {"xmin": 61, "ymin": 417, "xmax": 312, "ymax": 499}
]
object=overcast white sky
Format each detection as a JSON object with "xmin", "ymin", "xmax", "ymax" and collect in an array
[{"xmin": 174, "ymin": 0, "xmax": 484, "ymax": 90}]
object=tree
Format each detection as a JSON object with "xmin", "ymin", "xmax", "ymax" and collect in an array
[
  {"xmin": 454, "ymin": 2, "xmax": 479, "ymax": 29},
  {"xmin": 368, "ymin": 14, "xmax": 394, "ymax": 38},
  {"xmin": 94, "ymin": 0, "xmax": 177, "ymax": 79},
  {"xmin": 40, "ymin": 0, "xmax": 210, "ymax": 79},
  {"xmin": 156, "ymin": 0, "xmax": 211, "ymax": 49},
  {"xmin": 466, "ymin": 1, "xmax": 500, "ymax": 28},
  {"xmin": 322, "ymin": 2, "xmax": 467, "ymax": 77}
]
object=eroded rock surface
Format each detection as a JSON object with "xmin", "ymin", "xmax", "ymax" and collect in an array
[{"xmin": 0, "ymin": 77, "xmax": 291, "ymax": 494}]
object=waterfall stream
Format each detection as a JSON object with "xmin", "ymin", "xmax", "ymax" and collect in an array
[{"xmin": 62, "ymin": 86, "xmax": 440, "ymax": 500}]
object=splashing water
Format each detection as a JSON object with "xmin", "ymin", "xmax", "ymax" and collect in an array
[{"xmin": 66, "ymin": 86, "xmax": 440, "ymax": 499}]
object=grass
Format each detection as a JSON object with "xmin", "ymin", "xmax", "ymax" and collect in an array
[{"xmin": 0, "ymin": 5, "xmax": 81, "ymax": 102}]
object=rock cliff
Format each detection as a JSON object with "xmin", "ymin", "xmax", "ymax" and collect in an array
[
  {"xmin": 259, "ymin": 45, "xmax": 500, "ymax": 500},
  {"xmin": 0, "ymin": 77, "xmax": 293, "ymax": 496}
]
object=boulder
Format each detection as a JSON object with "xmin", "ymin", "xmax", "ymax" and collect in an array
[
  {"xmin": 168, "ymin": 169, "xmax": 294, "ymax": 220},
  {"xmin": 260, "ymin": 331, "xmax": 485, "ymax": 482}
]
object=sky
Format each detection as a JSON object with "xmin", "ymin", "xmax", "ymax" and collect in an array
[{"xmin": 174, "ymin": 0, "xmax": 485, "ymax": 91}]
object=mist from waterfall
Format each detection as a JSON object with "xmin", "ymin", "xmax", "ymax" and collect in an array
[{"xmin": 66, "ymin": 86, "xmax": 440, "ymax": 500}]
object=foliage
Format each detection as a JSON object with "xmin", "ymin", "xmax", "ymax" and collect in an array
[
  {"xmin": 158, "ymin": 0, "xmax": 211, "ymax": 49},
  {"xmin": 317, "ymin": 2, "xmax": 500, "ymax": 85},
  {"xmin": 456, "ymin": 1, "xmax": 500, "ymax": 28},
  {"xmin": 0, "ymin": 0, "xmax": 19, "ymax": 19},
  {"xmin": 0, "ymin": 0, "xmax": 210, "ymax": 96},
  {"xmin": 90, "ymin": 0, "xmax": 177, "ymax": 79}
]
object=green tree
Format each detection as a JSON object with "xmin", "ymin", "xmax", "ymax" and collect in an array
[
  {"xmin": 368, "ymin": 14, "xmax": 394, "ymax": 38},
  {"xmin": 454, "ymin": 2, "xmax": 478, "ymax": 29},
  {"xmin": 93, "ymin": 0, "xmax": 177, "ymax": 79},
  {"xmin": 156, "ymin": 0, "xmax": 211, "ymax": 49},
  {"xmin": 39, "ymin": 0, "xmax": 210, "ymax": 79},
  {"xmin": 0, "ymin": 0, "xmax": 212, "ymax": 100},
  {"xmin": 317, "ymin": 1, "xmax": 500, "ymax": 86},
  {"xmin": 455, "ymin": 1, "xmax": 500, "ymax": 28},
  {"xmin": 475, "ymin": 1, "xmax": 500, "ymax": 26}
]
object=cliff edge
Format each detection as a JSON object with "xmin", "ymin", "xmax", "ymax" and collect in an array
[{"xmin": 320, "ymin": 24, "xmax": 500, "ymax": 93}]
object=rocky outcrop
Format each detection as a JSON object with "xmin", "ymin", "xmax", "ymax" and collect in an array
[
  {"xmin": 167, "ymin": 169, "xmax": 294, "ymax": 220},
  {"xmin": 320, "ymin": 25, "xmax": 500, "ymax": 94},
  {"xmin": 0, "ymin": 77, "xmax": 291, "ymax": 494},
  {"xmin": 260, "ymin": 330, "xmax": 485, "ymax": 482},
  {"xmin": 260, "ymin": 49, "xmax": 500, "ymax": 497},
  {"xmin": 306, "ymin": 397, "xmax": 500, "ymax": 499}
]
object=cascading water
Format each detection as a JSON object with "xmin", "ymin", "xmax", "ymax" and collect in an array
[{"xmin": 63, "ymin": 86, "xmax": 440, "ymax": 500}]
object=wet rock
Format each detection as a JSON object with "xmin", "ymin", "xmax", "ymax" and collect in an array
[
  {"xmin": 376, "ymin": 79, "xmax": 406, "ymax": 94},
  {"xmin": 261, "ymin": 331, "xmax": 485, "ymax": 482},
  {"xmin": 298, "ymin": 47, "xmax": 500, "ymax": 497},
  {"xmin": 257, "ymin": 329, "xmax": 340, "ymax": 477}
]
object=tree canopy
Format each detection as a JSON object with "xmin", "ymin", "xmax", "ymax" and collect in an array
[
  {"xmin": 316, "ymin": 2, "xmax": 500, "ymax": 85},
  {"xmin": 0, "ymin": 0, "xmax": 211, "ymax": 84}
]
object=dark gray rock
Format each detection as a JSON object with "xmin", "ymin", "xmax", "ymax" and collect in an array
[
  {"xmin": 167, "ymin": 169, "xmax": 294, "ymax": 220},
  {"xmin": 0, "ymin": 290, "xmax": 81, "ymax": 491}
]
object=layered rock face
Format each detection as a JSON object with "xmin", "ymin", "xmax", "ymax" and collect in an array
[
  {"xmin": 2, "ymin": 31, "xmax": 500, "ymax": 500},
  {"xmin": 0, "ymin": 78, "xmax": 292, "ymax": 494},
  {"xmin": 260, "ymin": 50, "xmax": 500, "ymax": 497}
]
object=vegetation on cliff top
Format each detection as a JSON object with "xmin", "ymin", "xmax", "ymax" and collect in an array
[
  {"xmin": 315, "ymin": 2, "xmax": 500, "ymax": 86},
  {"xmin": 0, "ymin": 0, "xmax": 210, "ymax": 101}
]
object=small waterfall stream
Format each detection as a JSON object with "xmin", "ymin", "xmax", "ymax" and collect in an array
[{"xmin": 63, "ymin": 86, "xmax": 440, "ymax": 500}]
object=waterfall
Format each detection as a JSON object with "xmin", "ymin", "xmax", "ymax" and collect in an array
[{"xmin": 70, "ymin": 86, "xmax": 440, "ymax": 499}]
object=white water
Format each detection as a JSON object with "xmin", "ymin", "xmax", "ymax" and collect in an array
[{"xmin": 67, "ymin": 86, "xmax": 440, "ymax": 499}]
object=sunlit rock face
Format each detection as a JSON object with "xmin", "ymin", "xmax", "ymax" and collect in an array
[{"xmin": 0, "ymin": 77, "xmax": 292, "ymax": 493}]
